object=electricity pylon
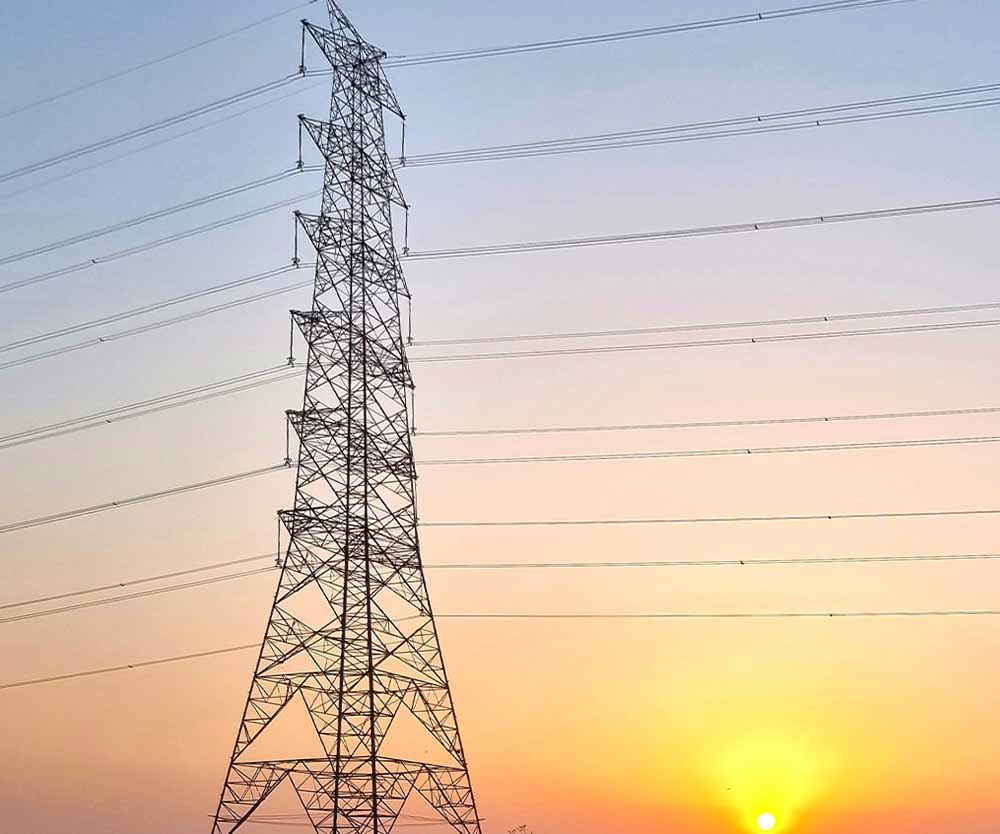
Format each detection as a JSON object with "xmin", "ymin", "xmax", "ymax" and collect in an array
[{"xmin": 210, "ymin": 4, "xmax": 481, "ymax": 832}]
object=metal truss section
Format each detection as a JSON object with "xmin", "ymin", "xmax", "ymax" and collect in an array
[
  {"xmin": 210, "ymin": 3, "xmax": 481, "ymax": 833},
  {"xmin": 303, "ymin": 20, "xmax": 404, "ymax": 118},
  {"xmin": 214, "ymin": 760, "xmax": 480, "ymax": 834},
  {"xmin": 299, "ymin": 116, "xmax": 406, "ymax": 208}
]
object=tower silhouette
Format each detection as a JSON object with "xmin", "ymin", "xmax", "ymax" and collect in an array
[{"xmin": 210, "ymin": 4, "xmax": 482, "ymax": 832}]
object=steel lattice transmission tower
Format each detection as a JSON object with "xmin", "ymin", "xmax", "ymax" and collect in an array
[{"xmin": 210, "ymin": 4, "xmax": 482, "ymax": 832}]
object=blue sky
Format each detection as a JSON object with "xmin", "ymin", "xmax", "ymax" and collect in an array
[{"xmin": 4, "ymin": 0, "xmax": 997, "ymax": 500}]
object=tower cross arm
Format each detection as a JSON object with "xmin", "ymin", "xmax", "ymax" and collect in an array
[{"xmin": 302, "ymin": 19, "xmax": 405, "ymax": 119}]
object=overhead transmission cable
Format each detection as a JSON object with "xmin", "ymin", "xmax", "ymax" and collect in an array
[
  {"xmin": 5, "ymin": 452, "xmax": 1000, "ymax": 537},
  {"xmin": 4, "ymin": 292, "xmax": 1000, "ymax": 447},
  {"xmin": 0, "ymin": 645, "xmax": 262, "ymax": 691},
  {"xmin": 8, "ymin": 79, "xmax": 996, "ymax": 264},
  {"xmin": 0, "ymin": 279, "xmax": 314, "ymax": 373},
  {"xmin": 15, "ymin": 607, "xmax": 1000, "ymax": 690},
  {"xmin": 0, "ymin": 552, "xmax": 280, "ymax": 612},
  {"xmin": 8, "ymin": 277, "xmax": 1000, "ymax": 365},
  {"xmin": 409, "ymin": 319, "xmax": 1000, "ymax": 365},
  {"xmin": 3, "ymin": 190, "xmax": 995, "ymax": 301},
  {"xmin": 381, "ymin": 0, "xmax": 917, "ymax": 67},
  {"xmin": 0, "ymin": 0, "xmax": 319, "ymax": 120},
  {"xmin": 0, "ymin": 169, "xmax": 303, "ymax": 268},
  {"xmin": 0, "ymin": 463, "xmax": 291, "ymax": 537},
  {"xmin": 420, "ymin": 405, "xmax": 1000, "ymax": 439},
  {"xmin": 419, "ymin": 435, "xmax": 1000, "ymax": 467},
  {"xmin": 4, "ymin": 388, "xmax": 1000, "ymax": 458},
  {"xmin": 3, "ymin": 294, "xmax": 999, "ymax": 449},
  {"xmin": 0, "ymin": 0, "xmax": 918, "ymax": 189},
  {"xmin": 0, "ymin": 73, "xmax": 320, "ymax": 186},
  {"xmin": 0, "ymin": 79, "xmax": 328, "ymax": 204},
  {"xmin": 0, "ymin": 190, "xmax": 319, "ymax": 295},
  {"xmin": 4, "ymin": 362, "xmax": 999, "ymax": 455},
  {"xmin": 425, "ymin": 509, "xmax": 1000, "ymax": 529},
  {"xmin": 5, "ymin": 551, "xmax": 1000, "ymax": 627},
  {"xmin": 400, "ymin": 86, "xmax": 1000, "ymax": 168},
  {"xmin": 0, "ymin": 365, "xmax": 302, "ymax": 452},
  {"xmin": 0, "ymin": 566, "xmax": 279, "ymax": 626},
  {"xmin": 0, "ymin": 263, "xmax": 312, "ymax": 355},
  {"xmin": 403, "ymin": 195, "xmax": 1000, "ymax": 261},
  {"xmin": 13, "ymin": 284, "xmax": 1000, "ymax": 361},
  {"xmin": 414, "ymin": 299, "xmax": 1000, "ymax": 347},
  {"xmin": 4, "ymin": 301, "xmax": 999, "ymax": 375}
]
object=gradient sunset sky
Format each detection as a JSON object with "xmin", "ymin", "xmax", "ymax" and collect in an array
[{"xmin": 1, "ymin": 1, "xmax": 999, "ymax": 833}]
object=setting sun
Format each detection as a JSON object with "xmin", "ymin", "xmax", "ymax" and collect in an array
[{"xmin": 696, "ymin": 729, "xmax": 835, "ymax": 834}]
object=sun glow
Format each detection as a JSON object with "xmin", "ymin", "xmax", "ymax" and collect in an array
[
  {"xmin": 701, "ymin": 732, "xmax": 833, "ymax": 833},
  {"xmin": 757, "ymin": 813, "xmax": 777, "ymax": 831}
]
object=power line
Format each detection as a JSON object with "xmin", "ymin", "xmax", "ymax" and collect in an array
[
  {"xmin": 10, "ymin": 80, "xmax": 996, "ymax": 271},
  {"xmin": 0, "ymin": 644, "xmax": 260, "ymax": 691},
  {"xmin": 14, "ymin": 605, "xmax": 1000, "ymax": 690},
  {"xmin": 423, "ymin": 508, "xmax": 1000, "ymax": 528},
  {"xmin": 0, "ymin": 0, "xmax": 913, "ymax": 153},
  {"xmin": 6, "ymin": 551, "xmax": 1000, "ymax": 627},
  {"xmin": 0, "ymin": 298, "xmax": 995, "ymax": 440},
  {"xmin": 0, "ymin": 1, "xmax": 926, "ymax": 244},
  {"xmin": 1, "ymin": 357, "xmax": 994, "ymax": 454},
  {"xmin": 11, "ymin": 275, "xmax": 1000, "ymax": 364},
  {"xmin": 419, "ymin": 405, "xmax": 1000, "ymax": 438},
  {"xmin": 2, "ymin": 217, "xmax": 995, "ymax": 372},
  {"xmin": 11, "ymin": 84, "xmax": 1000, "ymax": 272},
  {"xmin": 0, "ymin": 263, "xmax": 310, "ymax": 355},
  {"xmin": 0, "ymin": 190, "xmax": 319, "ymax": 295},
  {"xmin": 414, "ymin": 299, "xmax": 1000, "ymax": 347},
  {"xmin": 382, "ymin": 0, "xmax": 916, "ymax": 67},
  {"xmin": 8, "ymin": 264, "xmax": 999, "ymax": 366},
  {"xmin": 0, "ymin": 73, "xmax": 309, "ymax": 186},
  {"xmin": 1, "ymin": 356, "xmax": 997, "ymax": 455},
  {"xmin": 402, "ymin": 92, "xmax": 1000, "ymax": 168},
  {"xmin": 419, "ymin": 435, "xmax": 1000, "ymax": 467},
  {"xmin": 0, "ymin": 553, "xmax": 278, "ymax": 611},
  {"xmin": 404, "ymin": 85, "xmax": 1000, "ymax": 162},
  {"xmin": 6, "ymin": 295, "xmax": 998, "ymax": 376},
  {"xmin": 0, "ymin": 463, "xmax": 290, "ymax": 536},
  {"xmin": 0, "ymin": 0, "xmax": 318, "ymax": 121},
  {"xmin": 411, "ymin": 318, "xmax": 1000, "ymax": 364},
  {"xmin": 0, "ymin": 366, "xmax": 302, "ymax": 452},
  {"xmin": 0, "ymin": 14, "xmax": 948, "ymax": 208},
  {"xmin": 0, "ymin": 567, "xmax": 277, "ymax": 625},
  {"xmin": 0, "ymin": 0, "xmax": 909, "ymax": 170},
  {"xmin": 3, "ymin": 198, "xmax": 996, "ymax": 367},
  {"xmin": 435, "ymin": 554, "xmax": 1000, "ymax": 569},
  {"xmin": 12, "ymin": 80, "xmax": 998, "ymax": 265},
  {"xmin": 403, "ymin": 195, "xmax": 1000, "ymax": 261},
  {"xmin": 0, "ymin": 169, "xmax": 301, "ymax": 267},
  {"xmin": 4, "ymin": 451, "xmax": 1000, "ymax": 537},
  {"xmin": 5, "ymin": 189, "xmax": 994, "ymax": 299},
  {"xmin": 0, "ymin": 278, "xmax": 313, "ymax": 373},
  {"xmin": 0, "ymin": 79, "xmax": 327, "ymax": 204}
]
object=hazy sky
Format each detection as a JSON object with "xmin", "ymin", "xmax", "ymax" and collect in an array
[{"xmin": 1, "ymin": 1, "xmax": 999, "ymax": 833}]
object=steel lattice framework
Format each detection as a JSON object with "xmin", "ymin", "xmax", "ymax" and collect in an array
[{"xmin": 210, "ymin": 4, "xmax": 481, "ymax": 832}]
